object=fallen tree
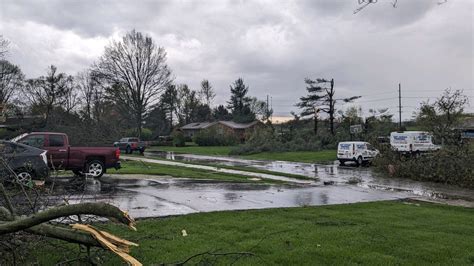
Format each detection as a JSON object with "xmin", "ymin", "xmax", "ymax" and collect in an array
[{"xmin": 0, "ymin": 159, "xmax": 141, "ymax": 265}]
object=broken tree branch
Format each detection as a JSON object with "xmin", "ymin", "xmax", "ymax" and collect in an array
[{"xmin": 0, "ymin": 202, "xmax": 135, "ymax": 235}]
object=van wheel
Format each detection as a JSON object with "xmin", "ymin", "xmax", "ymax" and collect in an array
[
  {"xmin": 357, "ymin": 156, "xmax": 363, "ymax": 167},
  {"xmin": 86, "ymin": 160, "xmax": 105, "ymax": 178}
]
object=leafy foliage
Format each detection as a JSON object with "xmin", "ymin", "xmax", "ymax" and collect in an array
[{"xmin": 193, "ymin": 128, "xmax": 238, "ymax": 146}]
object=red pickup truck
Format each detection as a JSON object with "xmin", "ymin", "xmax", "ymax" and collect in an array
[{"xmin": 12, "ymin": 132, "xmax": 120, "ymax": 178}]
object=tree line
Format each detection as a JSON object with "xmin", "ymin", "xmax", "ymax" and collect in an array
[{"xmin": 0, "ymin": 32, "xmax": 271, "ymax": 141}]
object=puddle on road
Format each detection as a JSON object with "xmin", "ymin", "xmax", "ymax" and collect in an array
[
  {"xmin": 48, "ymin": 175, "xmax": 412, "ymax": 218},
  {"xmin": 144, "ymin": 151, "xmax": 474, "ymax": 204},
  {"xmin": 43, "ymin": 151, "xmax": 473, "ymax": 218}
]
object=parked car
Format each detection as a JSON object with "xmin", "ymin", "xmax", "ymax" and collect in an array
[
  {"xmin": 0, "ymin": 140, "xmax": 49, "ymax": 184},
  {"xmin": 113, "ymin": 137, "xmax": 147, "ymax": 154},
  {"xmin": 11, "ymin": 132, "xmax": 120, "ymax": 178},
  {"xmin": 390, "ymin": 131, "xmax": 441, "ymax": 155},
  {"xmin": 337, "ymin": 141, "xmax": 379, "ymax": 166}
]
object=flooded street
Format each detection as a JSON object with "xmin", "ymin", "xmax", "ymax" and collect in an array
[
  {"xmin": 143, "ymin": 151, "xmax": 474, "ymax": 203},
  {"xmin": 49, "ymin": 175, "xmax": 412, "ymax": 218},
  {"xmin": 46, "ymin": 152, "xmax": 474, "ymax": 219}
]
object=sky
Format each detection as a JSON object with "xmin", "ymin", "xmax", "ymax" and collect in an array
[{"xmin": 0, "ymin": 0, "xmax": 472, "ymax": 121}]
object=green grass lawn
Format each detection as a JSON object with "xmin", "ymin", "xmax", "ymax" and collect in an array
[
  {"xmin": 126, "ymin": 154, "xmax": 312, "ymax": 180},
  {"xmin": 148, "ymin": 145, "xmax": 235, "ymax": 156},
  {"xmin": 108, "ymin": 160, "xmax": 280, "ymax": 183},
  {"xmin": 148, "ymin": 145, "xmax": 336, "ymax": 163},
  {"xmin": 32, "ymin": 200, "xmax": 474, "ymax": 265}
]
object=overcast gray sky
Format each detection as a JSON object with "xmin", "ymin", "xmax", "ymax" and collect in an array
[{"xmin": 0, "ymin": 0, "xmax": 472, "ymax": 120}]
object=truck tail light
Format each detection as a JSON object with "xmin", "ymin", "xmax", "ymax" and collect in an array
[{"xmin": 115, "ymin": 148, "xmax": 120, "ymax": 159}]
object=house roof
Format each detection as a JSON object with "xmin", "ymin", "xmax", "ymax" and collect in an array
[
  {"xmin": 218, "ymin": 120, "xmax": 261, "ymax": 129},
  {"xmin": 458, "ymin": 117, "xmax": 474, "ymax": 130},
  {"xmin": 181, "ymin": 122, "xmax": 217, "ymax": 130},
  {"xmin": 181, "ymin": 120, "xmax": 262, "ymax": 130}
]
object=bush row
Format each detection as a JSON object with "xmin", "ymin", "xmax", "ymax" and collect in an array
[{"xmin": 373, "ymin": 145, "xmax": 474, "ymax": 188}]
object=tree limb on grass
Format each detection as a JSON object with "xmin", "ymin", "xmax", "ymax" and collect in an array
[{"xmin": 0, "ymin": 202, "xmax": 135, "ymax": 235}]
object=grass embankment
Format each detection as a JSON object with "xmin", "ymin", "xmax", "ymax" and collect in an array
[
  {"xmin": 34, "ymin": 201, "xmax": 474, "ymax": 265},
  {"xmin": 108, "ymin": 160, "xmax": 280, "ymax": 183},
  {"xmin": 125, "ymin": 154, "xmax": 312, "ymax": 180},
  {"xmin": 148, "ymin": 145, "xmax": 336, "ymax": 163}
]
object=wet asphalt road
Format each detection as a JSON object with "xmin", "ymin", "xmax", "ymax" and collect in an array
[
  {"xmin": 47, "ymin": 152, "xmax": 474, "ymax": 218},
  {"xmin": 52, "ymin": 175, "xmax": 412, "ymax": 218}
]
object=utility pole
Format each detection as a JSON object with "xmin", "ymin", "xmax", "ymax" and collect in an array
[{"xmin": 398, "ymin": 83, "xmax": 402, "ymax": 131}]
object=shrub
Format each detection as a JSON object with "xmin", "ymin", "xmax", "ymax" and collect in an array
[
  {"xmin": 171, "ymin": 131, "xmax": 186, "ymax": 147},
  {"xmin": 194, "ymin": 129, "xmax": 238, "ymax": 146},
  {"xmin": 373, "ymin": 145, "xmax": 474, "ymax": 188}
]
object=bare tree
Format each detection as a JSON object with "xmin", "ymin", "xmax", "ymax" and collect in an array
[
  {"xmin": 0, "ymin": 36, "xmax": 8, "ymax": 59},
  {"xmin": 199, "ymin": 79, "xmax": 216, "ymax": 107},
  {"xmin": 23, "ymin": 65, "xmax": 73, "ymax": 125},
  {"xmin": 297, "ymin": 78, "xmax": 360, "ymax": 135},
  {"xmin": 0, "ymin": 60, "xmax": 24, "ymax": 105},
  {"xmin": 95, "ymin": 30, "xmax": 173, "ymax": 138},
  {"xmin": 76, "ymin": 70, "xmax": 100, "ymax": 121}
]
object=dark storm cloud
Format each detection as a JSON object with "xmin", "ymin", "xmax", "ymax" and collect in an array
[{"xmin": 0, "ymin": 0, "xmax": 472, "ymax": 118}]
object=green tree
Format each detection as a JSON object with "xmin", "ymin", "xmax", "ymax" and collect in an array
[
  {"xmin": 416, "ymin": 89, "xmax": 469, "ymax": 145},
  {"xmin": 213, "ymin": 105, "xmax": 232, "ymax": 121},
  {"xmin": 227, "ymin": 78, "xmax": 255, "ymax": 123}
]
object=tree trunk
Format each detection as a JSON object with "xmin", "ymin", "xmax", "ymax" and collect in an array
[
  {"xmin": 329, "ymin": 79, "xmax": 335, "ymax": 136},
  {"xmin": 314, "ymin": 115, "xmax": 318, "ymax": 135}
]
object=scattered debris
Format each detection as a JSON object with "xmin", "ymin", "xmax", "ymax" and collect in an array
[{"xmin": 182, "ymin": 229, "xmax": 188, "ymax": 237}]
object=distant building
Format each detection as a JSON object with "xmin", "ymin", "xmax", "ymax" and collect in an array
[
  {"xmin": 180, "ymin": 122, "xmax": 218, "ymax": 138},
  {"xmin": 180, "ymin": 120, "xmax": 263, "ymax": 141},
  {"xmin": 458, "ymin": 117, "xmax": 474, "ymax": 140}
]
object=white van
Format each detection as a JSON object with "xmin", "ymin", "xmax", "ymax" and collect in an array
[
  {"xmin": 390, "ymin": 131, "xmax": 440, "ymax": 154},
  {"xmin": 337, "ymin": 141, "xmax": 379, "ymax": 166}
]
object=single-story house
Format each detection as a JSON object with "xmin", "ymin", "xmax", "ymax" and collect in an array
[
  {"xmin": 180, "ymin": 120, "xmax": 263, "ymax": 141},
  {"xmin": 457, "ymin": 117, "xmax": 474, "ymax": 140},
  {"xmin": 180, "ymin": 122, "xmax": 218, "ymax": 138}
]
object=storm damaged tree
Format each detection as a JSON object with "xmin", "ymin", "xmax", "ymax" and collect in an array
[
  {"xmin": 416, "ymin": 89, "xmax": 469, "ymax": 145},
  {"xmin": 297, "ymin": 78, "xmax": 360, "ymax": 135},
  {"xmin": 94, "ymin": 30, "xmax": 172, "ymax": 138}
]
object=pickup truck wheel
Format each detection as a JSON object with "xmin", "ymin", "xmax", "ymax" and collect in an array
[
  {"xmin": 357, "ymin": 156, "xmax": 363, "ymax": 167},
  {"xmin": 86, "ymin": 160, "xmax": 105, "ymax": 178}
]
